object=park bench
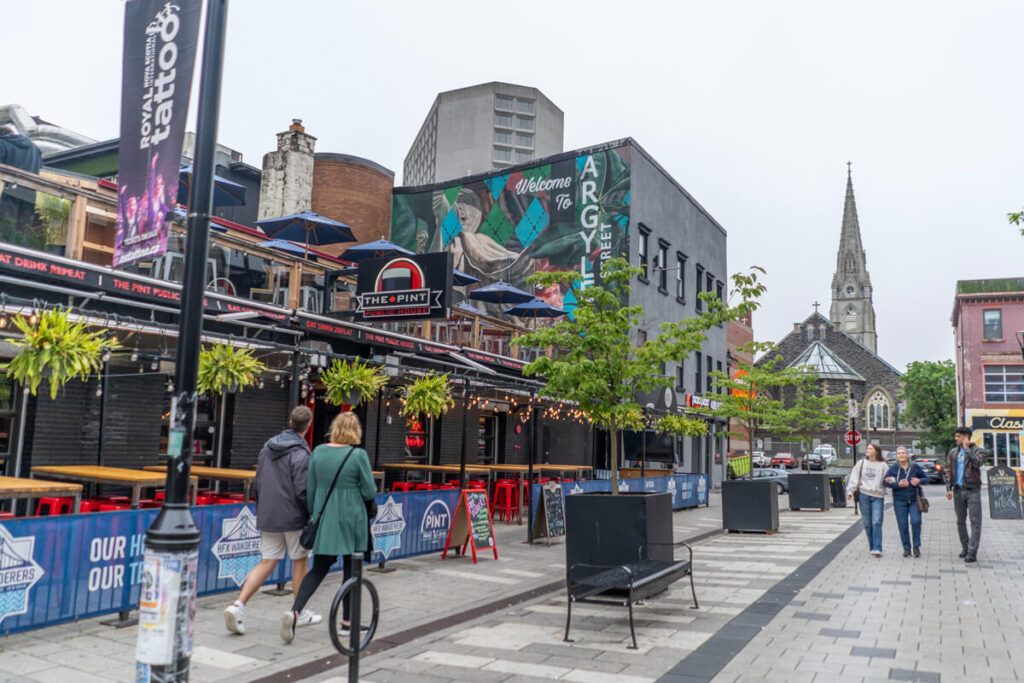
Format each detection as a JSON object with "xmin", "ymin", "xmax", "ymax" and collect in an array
[{"xmin": 563, "ymin": 542, "xmax": 698, "ymax": 649}]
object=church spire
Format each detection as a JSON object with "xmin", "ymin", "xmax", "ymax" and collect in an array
[{"xmin": 829, "ymin": 163, "xmax": 878, "ymax": 353}]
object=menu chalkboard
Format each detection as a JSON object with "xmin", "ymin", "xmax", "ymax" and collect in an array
[
  {"xmin": 532, "ymin": 484, "xmax": 566, "ymax": 543},
  {"xmin": 441, "ymin": 489, "xmax": 498, "ymax": 563},
  {"xmin": 987, "ymin": 466, "xmax": 1022, "ymax": 520}
]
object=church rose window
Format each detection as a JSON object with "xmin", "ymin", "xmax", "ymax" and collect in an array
[{"xmin": 868, "ymin": 391, "xmax": 891, "ymax": 429}]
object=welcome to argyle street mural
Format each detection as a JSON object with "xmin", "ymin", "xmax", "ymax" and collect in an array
[{"xmin": 391, "ymin": 145, "xmax": 632, "ymax": 316}]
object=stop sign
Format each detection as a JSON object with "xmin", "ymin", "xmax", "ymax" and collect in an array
[{"xmin": 845, "ymin": 430, "xmax": 862, "ymax": 446}]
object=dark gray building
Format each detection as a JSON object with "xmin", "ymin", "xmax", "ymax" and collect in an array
[{"xmin": 391, "ymin": 138, "xmax": 730, "ymax": 483}]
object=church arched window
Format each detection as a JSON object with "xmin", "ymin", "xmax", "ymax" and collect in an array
[
  {"xmin": 845, "ymin": 303, "xmax": 857, "ymax": 316},
  {"xmin": 868, "ymin": 391, "xmax": 891, "ymax": 429}
]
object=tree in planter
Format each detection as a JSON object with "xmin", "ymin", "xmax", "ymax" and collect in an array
[
  {"xmin": 702, "ymin": 342, "xmax": 794, "ymax": 479},
  {"xmin": 197, "ymin": 344, "xmax": 266, "ymax": 468},
  {"xmin": 320, "ymin": 358, "xmax": 387, "ymax": 408},
  {"xmin": 512, "ymin": 258, "xmax": 765, "ymax": 492},
  {"xmin": 2, "ymin": 308, "xmax": 118, "ymax": 399},
  {"xmin": 901, "ymin": 359, "xmax": 956, "ymax": 453}
]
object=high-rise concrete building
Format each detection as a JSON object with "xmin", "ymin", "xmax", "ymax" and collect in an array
[
  {"xmin": 403, "ymin": 82, "xmax": 563, "ymax": 186},
  {"xmin": 829, "ymin": 164, "xmax": 878, "ymax": 353}
]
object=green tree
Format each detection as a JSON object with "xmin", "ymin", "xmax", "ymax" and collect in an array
[
  {"xmin": 901, "ymin": 359, "xmax": 957, "ymax": 452},
  {"xmin": 703, "ymin": 342, "xmax": 795, "ymax": 478},
  {"xmin": 512, "ymin": 258, "xmax": 765, "ymax": 492},
  {"xmin": 781, "ymin": 371, "xmax": 847, "ymax": 470}
]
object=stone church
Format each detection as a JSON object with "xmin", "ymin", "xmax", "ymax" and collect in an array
[{"xmin": 756, "ymin": 167, "xmax": 923, "ymax": 457}]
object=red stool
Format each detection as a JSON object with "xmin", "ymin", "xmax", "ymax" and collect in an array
[
  {"xmin": 0, "ymin": 511, "xmax": 14, "ymax": 520},
  {"xmin": 154, "ymin": 492, "xmax": 166, "ymax": 502},
  {"xmin": 491, "ymin": 481, "xmax": 519, "ymax": 524},
  {"xmin": 98, "ymin": 503, "xmax": 131, "ymax": 512},
  {"xmin": 439, "ymin": 484, "xmax": 458, "ymax": 490},
  {"xmin": 139, "ymin": 499, "xmax": 162, "ymax": 509},
  {"xmin": 447, "ymin": 479, "xmax": 461, "ymax": 487},
  {"xmin": 79, "ymin": 499, "xmax": 104, "ymax": 512},
  {"xmin": 467, "ymin": 480, "xmax": 487, "ymax": 490},
  {"xmin": 36, "ymin": 497, "xmax": 74, "ymax": 516},
  {"xmin": 93, "ymin": 495, "xmax": 131, "ymax": 504},
  {"xmin": 195, "ymin": 494, "xmax": 219, "ymax": 506},
  {"xmin": 415, "ymin": 483, "xmax": 439, "ymax": 491},
  {"xmin": 219, "ymin": 493, "xmax": 245, "ymax": 502},
  {"xmin": 391, "ymin": 482, "xmax": 415, "ymax": 493}
]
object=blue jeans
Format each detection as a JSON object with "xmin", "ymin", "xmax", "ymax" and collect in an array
[
  {"xmin": 859, "ymin": 494, "xmax": 884, "ymax": 552},
  {"xmin": 892, "ymin": 497, "xmax": 922, "ymax": 551}
]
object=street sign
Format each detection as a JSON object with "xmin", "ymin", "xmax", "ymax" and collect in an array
[
  {"xmin": 845, "ymin": 430, "xmax": 862, "ymax": 446},
  {"xmin": 848, "ymin": 399, "xmax": 858, "ymax": 418}
]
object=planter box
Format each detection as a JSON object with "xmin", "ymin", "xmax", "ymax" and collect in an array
[
  {"xmin": 787, "ymin": 473, "xmax": 831, "ymax": 511},
  {"xmin": 722, "ymin": 480, "xmax": 779, "ymax": 533},
  {"xmin": 565, "ymin": 492, "xmax": 673, "ymax": 567}
]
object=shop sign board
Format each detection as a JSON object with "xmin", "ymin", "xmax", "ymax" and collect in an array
[
  {"xmin": 986, "ymin": 466, "xmax": 1023, "ymax": 519},
  {"xmin": 354, "ymin": 252, "xmax": 452, "ymax": 322}
]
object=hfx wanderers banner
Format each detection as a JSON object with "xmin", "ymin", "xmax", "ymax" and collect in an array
[{"xmin": 113, "ymin": 0, "xmax": 201, "ymax": 267}]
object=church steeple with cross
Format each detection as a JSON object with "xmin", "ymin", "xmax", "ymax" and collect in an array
[{"xmin": 829, "ymin": 163, "xmax": 877, "ymax": 353}]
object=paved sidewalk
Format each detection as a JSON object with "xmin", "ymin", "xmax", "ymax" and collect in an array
[
  {"xmin": 0, "ymin": 495, "xmax": 726, "ymax": 682},
  {"xmin": 711, "ymin": 488, "xmax": 1024, "ymax": 683}
]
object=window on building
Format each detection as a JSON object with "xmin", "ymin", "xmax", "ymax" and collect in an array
[
  {"xmin": 660, "ymin": 361, "xmax": 666, "ymax": 375},
  {"xmin": 677, "ymin": 361, "xmax": 685, "ymax": 390},
  {"xmin": 868, "ymin": 391, "xmax": 891, "ymax": 429},
  {"xmin": 984, "ymin": 365, "xmax": 1024, "ymax": 402},
  {"xmin": 716, "ymin": 361, "xmax": 723, "ymax": 392},
  {"xmin": 493, "ymin": 148, "xmax": 511, "ymax": 162},
  {"xmin": 515, "ymin": 151, "xmax": 532, "ymax": 162},
  {"xmin": 515, "ymin": 133, "xmax": 533, "ymax": 147},
  {"xmin": 657, "ymin": 241, "xmax": 668, "ymax": 292},
  {"xmin": 638, "ymin": 225, "xmax": 649, "ymax": 280},
  {"xmin": 515, "ymin": 117, "xmax": 534, "ymax": 131},
  {"xmin": 516, "ymin": 99, "xmax": 535, "ymax": 114},
  {"xmin": 494, "ymin": 130, "xmax": 511, "ymax": 145},
  {"xmin": 694, "ymin": 352, "xmax": 702, "ymax": 394},
  {"xmin": 637, "ymin": 329, "xmax": 647, "ymax": 347},
  {"xmin": 495, "ymin": 113, "xmax": 513, "ymax": 128},
  {"xmin": 675, "ymin": 252, "xmax": 686, "ymax": 301},
  {"xmin": 695, "ymin": 265, "xmax": 704, "ymax": 312},
  {"xmin": 706, "ymin": 272, "xmax": 714, "ymax": 300},
  {"xmin": 495, "ymin": 94, "xmax": 513, "ymax": 110},
  {"xmin": 716, "ymin": 280, "xmax": 724, "ymax": 304},
  {"xmin": 707, "ymin": 360, "xmax": 714, "ymax": 396},
  {"xmin": 983, "ymin": 309, "xmax": 1003, "ymax": 340}
]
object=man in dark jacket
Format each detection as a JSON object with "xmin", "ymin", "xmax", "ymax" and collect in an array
[
  {"xmin": 945, "ymin": 426, "xmax": 986, "ymax": 563},
  {"xmin": 225, "ymin": 406, "xmax": 322, "ymax": 634}
]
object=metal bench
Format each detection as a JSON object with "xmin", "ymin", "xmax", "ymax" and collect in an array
[{"xmin": 564, "ymin": 543, "xmax": 698, "ymax": 649}]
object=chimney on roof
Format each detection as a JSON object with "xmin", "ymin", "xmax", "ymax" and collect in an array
[{"xmin": 258, "ymin": 120, "xmax": 317, "ymax": 220}]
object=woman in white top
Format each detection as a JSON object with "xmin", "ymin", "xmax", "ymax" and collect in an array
[{"xmin": 846, "ymin": 443, "xmax": 889, "ymax": 557}]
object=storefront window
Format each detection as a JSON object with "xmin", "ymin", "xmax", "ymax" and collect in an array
[
  {"xmin": 983, "ymin": 365, "xmax": 1024, "ymax": 403},
  {"xmin": 983, "ymin": 432, "xmax": 1020, "ymax": 468},
  {"xmin": 0, "ymin": 186, "xmax": 69, "ymax": 255}
]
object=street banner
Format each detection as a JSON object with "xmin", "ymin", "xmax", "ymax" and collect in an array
[{"xmin": 113, "ymin": 0, "xmax": 201, "ymax": 267}]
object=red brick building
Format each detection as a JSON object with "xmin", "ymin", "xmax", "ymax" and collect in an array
[
  {"xmin": 312, "ymin": 153, "xmax": 394, "ymax": 253},
  {"xmin": 727, "ymin": 311, "xmax": 754, "ymax": 454},
  {"xmin": 952, "ymin": 278, "xmax": 1024, "ymax": 467}
]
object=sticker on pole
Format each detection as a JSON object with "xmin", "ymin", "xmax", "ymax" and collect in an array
[
  {"xmin": 845, "ymin": 431, "xmax": 862, "ymax": 446},
  {"xmin": 135, "ymin": 552, "xmax": 183, "ymax": 665}
]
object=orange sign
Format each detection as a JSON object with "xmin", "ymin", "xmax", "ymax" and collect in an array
[{"xmin": 730, "ymin": 370, "xmax": 756, "ymax": 401}]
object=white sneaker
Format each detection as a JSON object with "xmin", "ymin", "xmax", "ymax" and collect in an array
[
  {"xmin": 281, "ymin": 610, "xmax": 297, "ymax": 644},
  {"xmin": 224, "ymin": 603, "xmax": 245, "ymax": 635},
  {"xmin": 296, "ymin": 609, "xmax": 322, "ymax": 627},
  {"xmin": 871, "ymin": 550, "xmax": 882, "ymax": 558}
]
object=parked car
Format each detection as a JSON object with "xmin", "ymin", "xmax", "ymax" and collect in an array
[
  {"xmin": 771, "ymin": 452, "xmax": 797, "ymax": 468},
  {"xmin": 753, "ymin": 467, "xmax": 789, "ymax": 494},
  {"xmin": 912, "ymin": 457, "xmax": 945, "ymax": 484},
  {"xmin": 801, "ymin": 453, "xmax": 824, "ymax": 470},
  {"xmin": 813, "ymin": 445, "xmax": 838, "ymax": 466},
  {"xmin": 752, "ymin": 451, "xmax": 771, "ymax": 467}
]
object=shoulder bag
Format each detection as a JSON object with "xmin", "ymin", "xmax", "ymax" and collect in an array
[
  {"xmin": 916, "ymin": 466, "xmax": 929, "ymax": 513},
  {"xmin": 852, "ymin": 459, "xmax": 865, "ymax": 504},
  {"xmin": 299, "ymin": 446, "xmax": 354, "ymax": 550}
]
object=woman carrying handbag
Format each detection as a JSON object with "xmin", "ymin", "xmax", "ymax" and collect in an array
[
  {"xmin": 846, "ymin": 443, "xmax": 889, "ymax": 557},
  {"xmin": 883, "ymin": 445, "xmax": 927, "ymax": 558},
  {"xmin": 282, "ymin": 411, "xmax": 377, "ymax": 644}
]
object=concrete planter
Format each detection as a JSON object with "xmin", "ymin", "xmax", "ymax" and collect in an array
[
  {"xmin": 787, "ymin": 472, "xmax": 831, "ymax": 511},
  {"xmin": 565, "ymin": 492, "xmax": 674, "ymax": 567},
  {"xmin": 722, "ymin": 480, "xmax": 779, "ymax": 533}
]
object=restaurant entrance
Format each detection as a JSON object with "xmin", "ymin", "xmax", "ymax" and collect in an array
[
  {"xmin": 982, "ymin": 431, "xmax": 1021, "ymax": 468},
  {"xmin": 477, "ymin": 414, "xmax": 506, "ymax": 463}
]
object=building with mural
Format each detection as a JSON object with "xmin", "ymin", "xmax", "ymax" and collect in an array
[{"xmin": 392, "ymin": 138, "xmax": 731, "ymax": 483}]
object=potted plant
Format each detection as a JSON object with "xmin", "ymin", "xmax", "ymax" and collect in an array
[
  {"xmin": 320, "ymin": 358, "xmax": 387, "ymax": 408},
  {"xmin": 197, "ymin": 343, "xmax": 266, "ymax": 468},
  {"xmin": 399, "ymin": 372, "xmax": 453, "ymax": 419}
]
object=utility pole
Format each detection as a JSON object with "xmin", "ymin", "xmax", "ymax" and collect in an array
[{"xmin": 135, "ymin": 1, "xmax": 229, "ymax": 679}]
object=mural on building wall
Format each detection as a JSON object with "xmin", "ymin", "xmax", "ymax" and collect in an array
[{"xmin": 391, "ymin": 145, "xmax": 631, "ymax": 315}]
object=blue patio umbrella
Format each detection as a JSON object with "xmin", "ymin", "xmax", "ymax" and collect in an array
[
  {"xmin": 339, "ymin": 239, "xmax": 414, "ymax": 262},
  {"xmin": 259, "ymin": 239, "xmax": 317, "ymax": 261},
  {"xmin": 178, "ymin": 165, "xmax": 247, "ymax": 207},
  {"xmin": 503, "ymin": 298, "xmax": 568, "ymax": 319},
  {"xmin": 467, "ymin": 281, "xmax": 533, "ymax": 305},
  {"xmin": 454, "ymin": 301, "xmax": 486, "ymax": 316},
  {"xmin": 452, "ymin": 268, "xmax": 480, "ymax": 286},
  {"xmin": 256, "ymin": 210, "xmax": 356, "ymax": 256}
]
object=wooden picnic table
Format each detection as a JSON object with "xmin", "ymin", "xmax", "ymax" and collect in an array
[
  {"xmin": 0, "ymin": 476, "xmax": 83, "ymax": 514},
  {"xmin": 31, "ymin": 466, "xmax": 198, "ymax": 509},
  {"xmin": 144, "ymin": 465, "xmax": 256, "ymax": 501},
  {"xmin": 381, "ymin": 463, "xmax": 491, "ymax": 486},
  {"xmin": 478, "ymin": 463, "xmax": 592, "ymax": 480}
]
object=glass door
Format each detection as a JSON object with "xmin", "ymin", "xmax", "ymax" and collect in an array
[
  {"xmin": 477, "ymin": 415, "xmax": 496, "ymax": 463},
  {"xmin": 982, "ymin": 432, "xmax": 1021, "ymax": 468}
]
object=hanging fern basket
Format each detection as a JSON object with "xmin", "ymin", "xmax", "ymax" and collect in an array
[
  {"xmin": 320, "ymin": 358, "xmax": 387, "ymax": 409},
  {"xmin": 400, "ymin": 372, "xmax": 454, "ymax": 419},
  {"xmin": 197, "ymin": 344, "xmax": 266, "ymax": 395}
]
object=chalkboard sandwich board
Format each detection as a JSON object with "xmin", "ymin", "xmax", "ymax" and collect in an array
[
  {"xmin": 532, "ymin": 483, "xmax": 566, "ymax": 544},
  {"xmin": 987, "ymin": 466, "xmax": 1022, "ymax": 520},
  {"xmin": 442, "ymin": 489, "xmax": 498, "ymax": 563}
]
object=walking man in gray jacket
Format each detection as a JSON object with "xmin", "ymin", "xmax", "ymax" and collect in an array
[
  {"xmin": 945, "ymin": 426, "xmax": 986, "ymax": 563},
  {"xmin": 225, "ymin": 406, "xmax": 322, "ymax": 634}
]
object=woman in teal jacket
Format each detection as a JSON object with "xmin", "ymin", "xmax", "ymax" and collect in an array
[{"xmin": 282, "ymin": 411, "xmax": 376, "ymax": 644}]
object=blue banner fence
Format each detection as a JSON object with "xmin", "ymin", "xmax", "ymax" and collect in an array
[
  {"xmin": 530, "ymin": 473, "xmax": 710, "ymax": 521},
  {"xmin": 0, "ymin": 478, "xmax": 703, "ymax": 634}
]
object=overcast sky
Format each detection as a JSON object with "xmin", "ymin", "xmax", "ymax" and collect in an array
[{"xmin": 5, "ymin": 1, "xmax": 1023, "ymax": 371}]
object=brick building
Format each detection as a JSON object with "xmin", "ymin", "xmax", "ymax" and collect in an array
[
  {"xmin": 952, "ymin": 278, "xmax": 1024, "ymax": 467},
  {"xmin": 311, "ymin": 153, "xmax": 394, "ymax": 250}
]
